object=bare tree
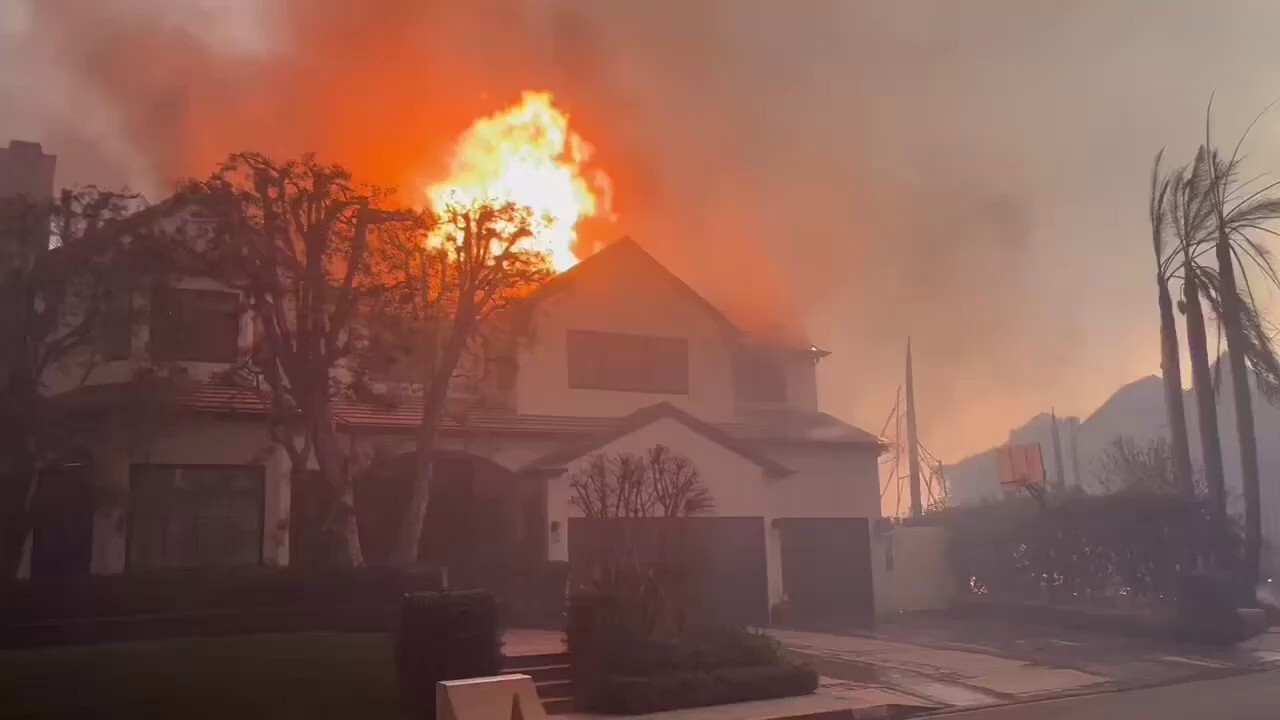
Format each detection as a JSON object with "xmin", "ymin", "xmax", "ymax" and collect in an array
[
  {"xmin": 569, "ymin": 445, "xmax": 713, "ymax": 519},
  {"xmin": 190, "ymin": 153, "xmax": 411, "ymax": 567},
  {"xmin": 645, "ymin": 445, "xmax": 714, "ymax": 517},
  {"xmin": 1093, "ymin": 435, "xmax": 1202, "ymax": 497},
  {"xmin": 0, "ymin": 188, "xmax": 174, "ymax": 576},
  {"xmin": 371, "ymin": 199, "xmax": 553, "ymax": 565}
]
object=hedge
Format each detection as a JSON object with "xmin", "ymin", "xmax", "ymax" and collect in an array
[
  {"xmin": 397, "ymin": 590, "xmax": 502, "ymax": 720},
  {"xmin": 0, "ymin": 566, "xmax": 444, "ymax": 647},
  {"xmin": 2, "ymin": 565, "xmax": 444, "ymax": 621},
  {"xmin": 594, "ymin": 664, "xmax": 819, "ymax": 714},
  {"xmin": 567, "ymin": 590, "xmax": 817, "ymax": 713}
]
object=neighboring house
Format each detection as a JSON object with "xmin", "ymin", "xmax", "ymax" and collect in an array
[{"xmin": 14, "ymin": 170, "xmax": 892, "ymax": 625}]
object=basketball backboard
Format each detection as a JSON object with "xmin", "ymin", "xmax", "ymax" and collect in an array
[{"xmin": 995, "ymin": 443, "xmax": 1045, "ymax": 493}]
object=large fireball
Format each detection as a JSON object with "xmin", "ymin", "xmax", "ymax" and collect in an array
[{"xmin": 425, "ymin": 91, "xmax": 609, "ymax": 272}]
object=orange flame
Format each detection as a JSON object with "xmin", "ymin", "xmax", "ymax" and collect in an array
[{"xmin": 425, "ymin": 91, "xmax": 609, "ymax": 272}]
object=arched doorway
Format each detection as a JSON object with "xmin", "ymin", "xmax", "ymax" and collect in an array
[
  {"xmin": 29, "ymin": 451, "xmax": 94, "ymax": 577},
  {"xmin": 354, "ymin": 450, "xmax": 546, "ymax": 587}
]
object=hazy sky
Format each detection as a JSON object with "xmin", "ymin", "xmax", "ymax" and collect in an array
[{"xmin": 5, "ymin": 0, "xmax": 1280, "ymax": 461}]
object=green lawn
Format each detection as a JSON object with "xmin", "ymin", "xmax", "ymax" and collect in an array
[{"xmin": 0, "ymin": 633, "xmax": 404, "ymax": 720}]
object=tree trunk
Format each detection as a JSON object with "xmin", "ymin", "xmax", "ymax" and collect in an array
[
  {"xmin": 311, "ymin": 396, "xmax": 363, "ymax": 567},
  {"xmin": 1158, "ymin": 278, "xmax": 1196, "ymax": 498},
  {"xmin": 1, "ymin": 458, "xmax": 38, "ymax": 579},
  {"xmin": 394, "ymin": 317, "xmax": 468, "ymax": 567},
  {"xmin": 1216, "ymin": 240, "xmax": 1262, "ymax": 588},
  {"xmin": 1184, "ymin": 265, "xmax": 1229, "ymax": 562},
  {"xmin": 393, "ymin": 421, "xmax": 437, "ymax": 566}
]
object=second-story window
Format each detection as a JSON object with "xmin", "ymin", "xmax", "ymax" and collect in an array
[
  {"xmin": 734, "ymin": 350, "xmax": 788, "ymax": 403},
  {"xmin": 99, "ymin": 285, "xmax": 133, "ymax": 361},
  {"xmin": 566, "ymin": 329, "xmax": 689, "ymax": 394},
  {"xmin": 150, "ymin": 286, "xmax": 240, "ymax": 363}
]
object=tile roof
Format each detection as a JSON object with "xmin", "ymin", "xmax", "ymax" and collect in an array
[
  {"xmin": 160, "ymin": 383, "xmax": 883, "ymax": 447},
  {"xmin": 57, "ymin": 381, "xmax": 884, "ymax": 449}
]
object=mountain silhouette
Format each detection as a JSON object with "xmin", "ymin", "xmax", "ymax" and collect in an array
[{"xmin": 946, "ymin": 360, "xmax": 1280, "ymax": 558}]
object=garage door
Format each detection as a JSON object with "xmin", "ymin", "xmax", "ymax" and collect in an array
[
  {"xmin": 568, "ymin": 517, "xmax": 769, "ymax": 627},
  {"xmin": 776, "ymin": 517, "xmax": 875, "ymax": 629}
]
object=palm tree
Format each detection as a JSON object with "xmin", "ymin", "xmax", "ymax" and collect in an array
[
  {"xmin": 1168, "ymin": 151, "xmax": 1229, "ymax": 559},
  {"xmin": 1149, "ymin": 151, "xmax": 1197, "ymax": 500},
  {"xmin": 1200, "ymin": 107, "xmax": 1280, "ymax": 589}
]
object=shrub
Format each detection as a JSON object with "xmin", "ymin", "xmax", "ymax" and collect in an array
[
  {"xmin": 567, "ymin": 590, "xmax": 809, "ymax": 712},
  {"xmin": 396, "ymin": 590, "xmax": 502, "ymax": 720},
  {"xmin": 0, "ymin": 565, "xmax": 444, "ymax": 623},
  {"xmin": 595, "ymin": 664, "xmax": 819, "ymax": 714}
]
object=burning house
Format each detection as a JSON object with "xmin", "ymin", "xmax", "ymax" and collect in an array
[{"xmin": 11, "ymin": 92, "xmax": 901, "ymax": 628}]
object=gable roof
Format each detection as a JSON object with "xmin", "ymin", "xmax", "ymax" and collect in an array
[
  {"xmin": 521, "ymin": 238, "xmax": 742, "ymax": 336},
  {"xmin": 520, "ymin": 401, "xmax": 795, "ymax": 478}
]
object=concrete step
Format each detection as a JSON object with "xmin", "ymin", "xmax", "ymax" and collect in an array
[
  {"xmin": 503, "ymin": 652, "xmax": 571, "ymax": 671},
  {"xmin": 542, "ymin": 697, "xmax": 576, "ymax": 715},
  {"xmin": 534, "ymin": 679, "xmax": 574, "ymax": 700},
  {"xmin": 515, "ymin": 663, "xmax": 572, "ymax": 684}
]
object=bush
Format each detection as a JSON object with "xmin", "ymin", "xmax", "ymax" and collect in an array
[
  {"xmin": 595, "ymin": 664, "xmax": 819, "ymax": 714},
  {"xmin": 941, "ymin": 493, "xmax": 1229, "ymax": 607},
  {"xmin": 396, "ymin": 590, "xmax": 502, "ymax": 720},
  {"xmin": 0, "ymin": 565, "xmax": 444, "ymax": 624},
  {"xmin": 567, "ymin": 590, "xmax": 811, "ymax": 712}
]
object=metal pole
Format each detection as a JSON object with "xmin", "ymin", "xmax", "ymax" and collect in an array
[{"xmin": 905, "ymin": 339, "xmax": 923, "ymax": 518}]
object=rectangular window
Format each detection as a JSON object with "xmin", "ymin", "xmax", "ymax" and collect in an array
[
  {"xmin": 127, "ymin": 465, "xmax": 264, "ymax": 571},
  {"xmin": 734, "ymin": 350, "xmax": 789, "ymax": 403},
  {"xmin": 150, "ymin": 286, "xmax": 240, "ymax": 362},
  {"xmin": 99, "ymin": 286, "xmax": 132, "ymax": 360},
  {"xmin": 566, "ymin": 329, "xmax": 689, "ymax": 394}
]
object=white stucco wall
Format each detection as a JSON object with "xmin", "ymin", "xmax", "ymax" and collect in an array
[
  {"xmin": 87, "ymin": 416, "xmax": 291, "ymax": 574},
  {"xmin": 42, "ymin": 275, "xmax": 255, "ymax": 396},
  {"xmin": 516, "ymin": 260, "xmax": 740, "ymax": 421},
  {"xmin": 764, "ymin": 445, "xmax": 881, "ymax": 520},
  {"xmin": 545, "ymin": 417, "xmax": 782, "ymax": 599},
  {"xmin": 543, "ymin": 417, "xmax": 882, "ymax": 608},
  {"xmin": 872, "ymin": 524, "xmax": 954, "ymax": 614}
]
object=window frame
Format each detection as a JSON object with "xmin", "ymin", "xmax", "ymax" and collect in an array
[
  {"xmin": 149, "ymin": 285, "xmax": 241, "ymax": 363},
  {"xmin": 124, "ymin": 463, "xmax": 266, "ymax": 572},
  {"xmin": 99, "ymin": 285, "xmax": 133, "ymax": 361},
  {"xmin": 566, "ymin": 329, "xmax": 690, "ymax": 395},
  {"xmin": 733, "ymin": 349, "xmax": 790, "ymax": 404}
]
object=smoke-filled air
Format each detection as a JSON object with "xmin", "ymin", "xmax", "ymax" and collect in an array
[{"xmin": 7, "ymin": 0, "xmax": 1280, "ymax": 464}]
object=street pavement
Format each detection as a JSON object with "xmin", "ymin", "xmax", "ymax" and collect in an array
[
  {"xmin": 769, "ymin": 616, "xmax": 1280, "ymax": 715},
  {"xmin": 944, "ymin": 668, "xmax": 1280, "ymax": 719}
]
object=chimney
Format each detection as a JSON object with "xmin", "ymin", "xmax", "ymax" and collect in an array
[{"xmin": 0, "ymin": 140, "xmax": 57, "ymax": 200}]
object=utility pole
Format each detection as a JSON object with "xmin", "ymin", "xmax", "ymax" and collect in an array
[
  {"xmin": 905, "ymin": 339, "xmax": 923, "ymax": 517},
  {"xmin": 1050, "ymin": 408, "xmax": 1066, "ymax": 492}
]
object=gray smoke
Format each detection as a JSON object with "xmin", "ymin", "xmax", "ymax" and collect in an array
[{"xmin": 4, "ymin": 0, "xmax": 1280, "ymax": 460}]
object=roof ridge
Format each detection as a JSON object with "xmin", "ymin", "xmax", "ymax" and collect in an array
[{"xmin": 521, "ymin": 401, "xmax": 794, "ymax": 478}]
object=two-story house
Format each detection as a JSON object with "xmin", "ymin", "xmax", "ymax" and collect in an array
[{"xmin": 24, "ymin": 228, "xmax": 888, "ymax": 626}]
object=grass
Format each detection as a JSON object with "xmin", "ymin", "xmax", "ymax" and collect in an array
[{"xmin": 0, "ymin": 633, "xmax": 402, "ymax": 720}]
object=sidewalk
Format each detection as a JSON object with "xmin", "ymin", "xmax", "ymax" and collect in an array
[{"xmin": 769, "ymin": 628, "xmax": 1106, "ymax": 709}]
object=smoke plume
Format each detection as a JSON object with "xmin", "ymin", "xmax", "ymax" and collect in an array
[{"xmin": 5, "ymin": 0, "xmax": 1280, "ymax": 460}]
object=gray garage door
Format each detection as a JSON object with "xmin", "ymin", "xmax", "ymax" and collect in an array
[
  {"xmin": 776, "ymin": 517, "xmax": 875, "ymax": 629},
  {"xmin": 568, "ymin": 517, "xmax": 769, "ymax": 627}
]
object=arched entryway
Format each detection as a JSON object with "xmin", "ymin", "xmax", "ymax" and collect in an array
[
  {"xmin": 29, "ymin": 450, "xmax": 94, "ymax": 578},
  {"xmin": 354, "ymin": 450, "xmax": 547, "ymax": 588}
]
